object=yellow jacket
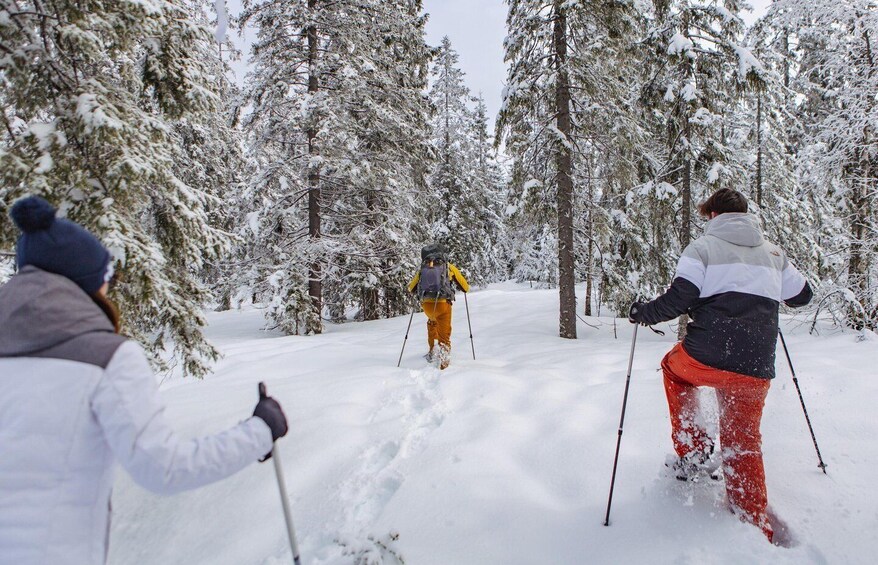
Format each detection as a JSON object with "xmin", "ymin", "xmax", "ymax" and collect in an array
[{"xmin": 408, "ymin": 262, "xmax": 470, "ymax": 302}]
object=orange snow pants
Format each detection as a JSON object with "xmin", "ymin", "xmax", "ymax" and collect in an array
[
  {"xmin": 421, "ymin": 300, "xmax": 452, "ymax": 368},
  {"xmin": 661, "ymin": 342, "xmax": 773, "ymax": 542}
]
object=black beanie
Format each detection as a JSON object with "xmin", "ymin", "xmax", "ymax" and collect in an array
[{"xmin": 10, "ymin": 196, "xmax": 112, "ymax": 295}]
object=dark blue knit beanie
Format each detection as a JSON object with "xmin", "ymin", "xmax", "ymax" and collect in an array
[{"xmin": 10, "ymin": 196, "xmax": 112, "ymax": 295}]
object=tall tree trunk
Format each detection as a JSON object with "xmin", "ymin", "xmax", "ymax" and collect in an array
[
  {"xmin": 478, "ymin": 115, "xmax": 485, "ymax": 170},
  {"xmin": 678, "ymin": 119, "xmax": 692, "ymax": 341},
  {"xmin": 783, "ymin": 31, "xmax": 790, "ymax": 94},
  {"xmin": 848, "ymin": 175, "xmax": 870, "ymax": 329},
  {"xmin": 306, "ymin": 0, "xmax": 322, "ymax": 334},
  {"xmin": 756, "ymin": 93, "xmax": 763, "ymax": 208},
  {"xmin": 554, "ymin": 0, "xmax": 576, "ymax": 339},
  {"xmin": 584, "ymin": 216, "xmax": 594, "ymax": 316},
  {"xmin": 584, "ymin": 156, "xmax": 594, "ymax": 316},
  {"xmin": 362, "ymin": 287, "xmax": 379, "ymax": 321},
  {"xmin": 363, "ymin": 189, "xmax": 380, "ymax": 321},
  {"xmin": 848, "ymin": 27, "xmax": 876, "ymax": 329}
]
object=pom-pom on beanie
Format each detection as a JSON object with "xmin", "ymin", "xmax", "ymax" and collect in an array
[{"xmin": 10, "ymin": 196, "xmax": 112, "ymax": 295}]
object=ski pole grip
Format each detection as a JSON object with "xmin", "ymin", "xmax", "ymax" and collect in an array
[{"xmin": 259, "ymin": 381, "xmax": 267, "ymax": 400}]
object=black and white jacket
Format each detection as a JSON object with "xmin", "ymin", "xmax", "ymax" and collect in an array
[{"xmin": 637, "ymin": 213, "xmax": 812, "ymax": 379}]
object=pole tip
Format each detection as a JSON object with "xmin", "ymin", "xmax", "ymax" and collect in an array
[{"xmin": 258, "ymin": 382, "xmax": 267, "ymax": 399}]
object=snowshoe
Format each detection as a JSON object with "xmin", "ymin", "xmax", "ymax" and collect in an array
[
  {"xmin": 668, "ymin": 448, "xmax": 722, "ymax": 482},
  {"xmin": 437, "ymin": 345, "xmax": 450, "ymax": 370}
]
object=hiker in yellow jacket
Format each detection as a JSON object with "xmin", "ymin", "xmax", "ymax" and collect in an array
[{"xmin": 407, "ymin": 243, "xmax": 469, "ymax": 369}]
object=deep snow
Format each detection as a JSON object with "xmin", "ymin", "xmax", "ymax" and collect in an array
[{"xmin": 108, "ymin": 283, "xmax": 877, "ymax": 564}]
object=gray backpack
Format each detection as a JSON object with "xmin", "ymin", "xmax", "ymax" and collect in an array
[{"xmin": 417, "ymin": 245, "xmax": 454, "ymax": 301}]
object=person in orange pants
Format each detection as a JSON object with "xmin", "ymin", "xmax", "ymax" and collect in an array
[
  {"xmin": 628, "ymin": 189, "xmax": 813, "ymax": 543},
  {"xmin": 662, "ymin": 342, "xmax": 772, "ymax": 540},
  {"xmin": 407, "ymin": 243, "xmax": 469, "ymax": 369}
]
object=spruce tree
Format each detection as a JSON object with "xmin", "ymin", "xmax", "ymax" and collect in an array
[
  {"xmin": 468, "ymin": 94, "xmax": 510, "ymax": 283},
  {"xmin": 426, "ymin": 38, "xmax": 507, "ymax": 286},
  {"xmin": 628, "ymin": 0, "xmax": 760, "ymax": 335},
  {"xmin": 242, "ymin": 0, "xmax": 433, "ymax": 329},
  {"xmin": 240, "ymin": 0, "xmax": 333, "ymax": 334},
  {"xmin": 499, "ymin": 0, "xmax": 580, "ymax": 338},
  {"xmin": 0, "ymin": 0, "xmax": 236, "ymax": 377},
  {"xmin": 322, "ymin": 0, "xmax": 434, "ymax": 322},
  {"xmin": 761, "ymin": 0, "xmax": 878, "ymax": 329},
  {"xmin": 179, "ymin": 2, "xmax": 250, "ymax": 312},
  {"xmin": 744, "ymin": 16, "xmax": 820, "ymax": 291},
  {"xmin": 499, "ymin": 0, "xmax": 640, "ymax": 326}
]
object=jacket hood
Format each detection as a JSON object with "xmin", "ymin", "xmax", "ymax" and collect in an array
[
  {"xmin": 704, "ymin": 213, "xmax": 764, "ymax": 248},
  {"xmin": 0, "ymin": 266, "xmax": 114, "ymax": 357}
]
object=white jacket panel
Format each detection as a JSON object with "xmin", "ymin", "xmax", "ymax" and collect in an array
[
  {"xmin": 0, "ymin": 342, "xmax": 273, "ymax": 565},
  {"xmin": 94, "ymin": 341, "xmax": 273, "ymax": 495},
  {"xmin": 0, "ymin": 358, "xmax": 110, "ymax": 565}
]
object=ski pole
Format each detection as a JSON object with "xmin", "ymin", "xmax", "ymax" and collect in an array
[
  {"xmin": 259, "ymin": 383, "xmax": 302, "ymax": 565},
  {"xmin": 463, "ymin": 292, "xmax": 475, "ymax": 360},
  {"xmin": 778, "ymin": 331, "xmax": 827, "ymax": 474},
  {"xmin": 397, "ymin": 305, "xmax": 416, "ymax": 368},
  {"xmin": 604, "ymin": 324, "xmax": 639, "ymax": 526}
]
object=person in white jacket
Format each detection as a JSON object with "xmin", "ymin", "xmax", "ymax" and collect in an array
[{"xmin": 0, "ymin": 196, "xmax": 289, "ymax": 565}]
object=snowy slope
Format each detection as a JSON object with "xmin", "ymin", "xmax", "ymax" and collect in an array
[{"xmin": 108, "ymin": 283, "xmax": 878, "ymax": 564}]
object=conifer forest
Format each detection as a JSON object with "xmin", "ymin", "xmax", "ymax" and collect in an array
[{"xmin": 2, "ymin": 0, "xmax": 876, "ymax": 376}]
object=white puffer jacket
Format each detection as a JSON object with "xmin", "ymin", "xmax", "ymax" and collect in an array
[{"xmin": 0, "ymin": 268, "xmax": 273, "ymax": 565}]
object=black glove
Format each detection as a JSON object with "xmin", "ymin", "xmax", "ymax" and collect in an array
[
  {"xmin": 628, "ymin": 302, "xmax": 644, "ymax": 324},
  {"xmin": 253, "ymin": 383, "xmax": 288, "ymax": 442}
]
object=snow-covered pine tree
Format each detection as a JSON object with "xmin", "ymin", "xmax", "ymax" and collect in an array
[
  {"xmin": 499, "ymin": 89, "xmax": 558, "ymax": 289},
  {"xmin": 743, "ymin": 15, "xmax": 821, "ymax": 293},
  {"xmin": 499, "ymin": 0, "xmax": 581, "ymax": 338},
  {"xmin": 467, "ymin": 94, "xmax": 510, "ymax": 284},
  {"xmin": 178, "ymin": 1, "xmax": 250, "ymax": 312},
  {"xmin": 425, "ymin": 38, "xmax": 507, "ymax": 286},
  {"xmin": 426, "ymin": 37, "xmax": 473, "ymax": 266},
  {"xmin": 240, "ymin": 0, "xmax": 333, "ymax": 334},
  {"xmin": 0, "ymin": 0, "xmax": 234, "ymax": 377},
  {"xmin": 242, "ymin": 0, "xmax": 433, "ymax": 329},
  {"xmin": 499, "ymin": 0, "xmax": 641, "ymax": 325},
  {"xmin": 762, "ymin": 0, "xmax": 878, "ymax": 330},
  {"xmin": 321, "ymin": 0, "xmax": 433, "ymax": 322},
  {"xmin": 562, "ymin": 0, "xmax": 641, "ymax": 316},
  {"xmin": 628, "ymin": 0, "xmax": 761, "ymax": 335}
]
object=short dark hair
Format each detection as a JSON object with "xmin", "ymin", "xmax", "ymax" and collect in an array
[{"xmin": 698, "ymin": 189, "xmax": 748, "ymax": 217}]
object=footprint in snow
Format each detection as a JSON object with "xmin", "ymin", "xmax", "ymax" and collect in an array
[{"xmin": 333, "ymin": 367, "xmax": 447, "ymax": 539}]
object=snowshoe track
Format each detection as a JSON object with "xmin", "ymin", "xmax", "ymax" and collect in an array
[{"xmin": 335, "ymin": 367, "xmax": 447, "ymax": 541}]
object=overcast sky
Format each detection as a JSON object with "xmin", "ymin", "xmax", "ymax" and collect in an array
[{"xmin": 225, "ymin": 0, "xmax": 773, "ymax": 128}]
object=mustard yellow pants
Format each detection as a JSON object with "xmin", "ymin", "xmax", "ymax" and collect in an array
[{"xmin": 421, "ymin": 300, "xmax": 452, "ymax": 368}]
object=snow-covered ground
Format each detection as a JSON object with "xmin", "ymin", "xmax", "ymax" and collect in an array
[{"xmin": 108, "ymin": 283, "xmax": 878, "ymax": 564}]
